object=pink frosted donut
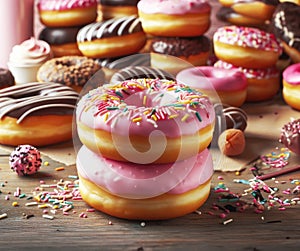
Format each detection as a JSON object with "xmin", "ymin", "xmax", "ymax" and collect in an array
[
  {"xmin": 282, "ymin": 63, "xmax": 300, "ymax": 110},
  {"xmin": 9, "ymin": 145, "xmax": 42, "ymax": 176},
  {"xmin": 137, "ymin": 0, "xmax": 211, "ymax": 36},
  {"xmin": 76, "ymin": 79, "xmax": 215, "ymax": 164},
  {"xmin": 213, "ymin": 25, "xmax": 282, "ymax": 68},
  {"xmin": 214, "ymin": 60, "xmax": 280, "ymax": 102},
  {"xmin": 37, "ymin": 0, "xmax": 98, "ymax": 27},
  {"xmin": 176, "ymin": 66, "xmax": 247, "ymax": 107},
  {"xmin": 77, "ymin": 145, "xmax": 213, "ymax": 219}
]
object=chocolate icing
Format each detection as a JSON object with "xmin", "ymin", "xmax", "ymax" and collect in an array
[
  {"xmin": 77, "ymin": 15, "xmax": 143, "ymax": 42},
  {"xmin": 0, "ymin": 68, "xmax": 14, "ymax": 88},
  {"xmin": 100, "ymin": 0, "xmax": 140, "ymax": 6},
  {"xmin": 150, "ymin": 36, "xmax": 210, "ymax": 57},
  {"xmin": 0, "ymin": 82, "xmax": 79, "ymax": 123},
  {"xmin": 271, "ymin": 2, "xmax": 300, "ymax": 51},
  {"xmin": 110, "ymin": 66, "xmax": 175, "ymax": 84},
  {"xmin": 39, "ymin": 26, "xmax": 83, "ymax": 45}
]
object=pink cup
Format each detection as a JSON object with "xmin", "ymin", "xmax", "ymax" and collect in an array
[{"xmin": 0, "ymin": 0, "xmax": 34, "ymax": 68}]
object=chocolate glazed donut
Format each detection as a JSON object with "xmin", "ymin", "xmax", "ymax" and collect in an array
[
  {"xmin": 0, "ymin": 82, "xmax": 79, "ymax": 146},
  {"xmin": 39, "ymin": 26, "xmax": 83, "ymax": 57}
]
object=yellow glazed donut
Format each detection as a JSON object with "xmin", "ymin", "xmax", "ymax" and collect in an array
[
  {"xmin": 213, "ymin": 25, "xmax": 282, "ymax": 69},
  {"xmin": 137, "ymin": 0, "xmax": 211, "ymax": 37},
  {"xmin": 76, "ymin": 79, "xmax": 215, "ymax": 164},
  {"xmin": 0, "ymin": 82, "xmax": 78, "ymax": 146}
]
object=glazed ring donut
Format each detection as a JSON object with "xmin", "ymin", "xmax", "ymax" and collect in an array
[
  {"xmin": 226, "ymin": 0, "xmax": 278, "ymax": 20},
  {"xmin": 0, "ymin": 68, "xmax": 15, "ymax": 89},
  {"xmin": 37, "ymin": 0, "xmax": 98, "ymax": 27},
  {"xmin": 77, "ymin": 146, "xmax": 213, "ymax": 220},
  {"xmin": 176, "ymin": 66, "xmax": 247, "ymax": 107},
  {"xmin": 0, "ymin": 82, "xmax": 78, "ymax": 146},
  {"xmin": 37, "ymin": 56, "xmax": 103, "ymax": 93},
  {"xmin": 39, "ymin": 26, "xmax": 83, "ymax": 57},
  {"xmin": 214, "ymin": 60, "xmax": 280, "ymax": 102},
  {"xmin": 99, "ymin": 0, "xmax": 140, "ymax": 20},
  {"xmin": 213, "ymin": 25, "xmax": 282, "ymax": 69},
  {"xmin": 137, "ymin": 0, "xmax": 211, "ymax": 37},
  {"xmin": 282, "ymin": 63, "xmax": 300, "ymax": 110},
  {"xmin": 76, "ymin": 78, "xmax": 215, "ymax": 164},
  {"xmin": 77, "ymin": 15, "xmax": 147, "ymax": 58},
  {"xmin": 271, "ymin": 2, "xmax": 300, "ymax": 63}
]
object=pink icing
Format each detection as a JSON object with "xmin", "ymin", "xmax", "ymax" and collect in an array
[
  {"xmin": 176, "ymin": 66, "xmax": 247, "ymax": 92},
  {"xmin": 37, "ymin": 0, "xmax": 97, "ymax": 11},
  {"xmin": 214, "ymin": 60, "xmax": 280, "ymax": 79},
  {"xmin": 283, "ymin": 63, "xmax": 300, "ymax": 86},
  {"xmin": 76, "ymin": 79, "xmax": 215, "ymax": 137},
  {"xmin": 213, "ymin": 25, "xmax": 282, "ymax": 53},
  {"xmin": 137, "ymin": 0, "xmax": 211, "ymax": 15},
  {"xmin": 77, "ymin": 146, "xmax": 213, "ymax": 199}
]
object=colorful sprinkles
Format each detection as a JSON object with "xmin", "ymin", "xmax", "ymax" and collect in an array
[{"xmin": 81, "ymin": 79, "xmax": 211, "ymax": 129}]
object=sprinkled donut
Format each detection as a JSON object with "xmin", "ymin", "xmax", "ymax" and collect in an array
[
  {"xmin": 9, "ymin": 145, "xmax": 42, "ymax": 176},
  {"xmin": 37, "ymin": 0, "xmax": 98, "ymax": 27},
  {"xmin": 76, "ymin": 78, "xmax": 215, "ymax": 164},
  {"xmin": 0, "ymin": 82, "xmax": 79, "ymax": 146},
  {"xmin": 77, "ymin": 15, "xmax": 147, "ymax": 58},
  {"xmin": 280, "ymin": 119, "xmax": 300, "ymax": 155},
  {"xmin": 213, "ymin": 25, "xmax": 282, "ymax": 68}
]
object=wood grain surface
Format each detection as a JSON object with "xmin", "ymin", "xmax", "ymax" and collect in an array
[{"xmin": 1, "ymin": 1, "xmax": 300, "ymax": 250}]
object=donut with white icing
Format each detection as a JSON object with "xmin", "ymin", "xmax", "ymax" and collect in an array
[
  {"xmin": 0, "ymin": 82, "xmax": 78, "ymax": 146},
  {"xmin": 76, "ymin": 78, "xmax": 215, "ymax": 164}
]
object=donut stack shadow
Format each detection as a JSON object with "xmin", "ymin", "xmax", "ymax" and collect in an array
[
  {"xmin": 75, "ymin": 78, "xmax": 216, "ymax": 220},
  {"xmin": 37, "ymin": 0, "xmax": 98, "ymax": 57}
]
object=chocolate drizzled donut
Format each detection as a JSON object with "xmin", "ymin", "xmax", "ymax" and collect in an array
[
  {"xmin": 77, "ymin": 15, "xmax": 143, "ymax": 42},
  {"xmin": 0, "ymin": 82, "xmax": 79, "ymax": 123}
]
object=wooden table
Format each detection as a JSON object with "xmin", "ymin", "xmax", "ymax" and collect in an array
[{"xmin": 1, "ymin": 1, "xmax": 300, "ymax": 250}]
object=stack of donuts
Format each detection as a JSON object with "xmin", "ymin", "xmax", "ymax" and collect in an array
[
  {"xmin": 213, "ymin": 25, "xmax": 282, "ymax": 102},
  {"xmin": 75, "ymin": 78, "xmax": 216, "ymax": 220},
  {"xmin": 137, "ymin": 0, "xmax": 212, "ymax": 75},
  {"xmin": 217, "ymin": 0, "xmax": 279, "ymax": 28},
  {"xmin": 37, "ymin": 0, "xmax": 98, "ymax": 57}
]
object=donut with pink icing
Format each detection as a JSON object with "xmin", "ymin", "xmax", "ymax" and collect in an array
[
  {"xmin": 37, "ymin": 0, "xmax": 98, "ymax": 27},
  {"xmin": 176, "ymin": 66, "xmax": 247, "ymax": 107},
  {"xmin": 214, "ymin": 60, "xmax": 280, "ymax": 102},
  {"xmin": 76, "ymin": 78, "xmax": 215, "ymax": 164},
  {"xmin": 77, "ymin": 145, "xmax": 213, "ymax": 219},
  {"xmin": 213, "ymin": 25, "xmax": 282, "ymax": 69},
  {"xmin": 282, "ymin": 63, "xmax": 300, "ymax": 110},
  {"xmin": 137, "ymin": 0, "xmax": 211, "ymax": 37}
]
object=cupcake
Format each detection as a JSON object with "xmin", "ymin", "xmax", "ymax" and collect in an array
[{"xmin": 7, "ymin": 37, "xmax": 52, "ymax": 84}]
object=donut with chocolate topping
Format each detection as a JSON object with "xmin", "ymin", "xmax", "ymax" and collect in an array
[
  {"xmin": 0, "ymin": 68, "xmax": 15, "ymax": 89},
  {"xmin": 39, "ymin": 26, "xmax": 83, "ymax": 57},
  {"xmin": 271, "ymin": 2, "xmax": 300, "ymax": 63},
  {"xmin": 77, "ymin": 15, "xmax": 147, "ymax": 58},
  {"xmin": 99, "ymin": 0, "xmax": 140, "ymax": 20},
  {"xmin": 0, "ymin": 82, "xmax": 79, "ymax": 146}
]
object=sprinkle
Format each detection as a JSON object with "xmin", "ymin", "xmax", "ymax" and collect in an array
[
  {"xmin": 12, "ymin": 202, "xmax": 18, "ymax": 207},
  {"xmin": 108, "ymin": 220, "xmax": 113, "ymax": 225},
  {"xmin": 181, "ymin": 113, "xmax": 189, "ymax": 122},
  {"xmin": 19, "ymin": 193, "xmax": 26, "ymax": 198},
  {"xmin": 195, "ymin": 111, "xmax": 202, "ymax": 122},
  {"xmin": 132, "ymin": 117, "xmax": 142, "ymax": 123},
  {"xmin": 79, "ymin": 212, "xmax": 87, "ymax": 218},
  {"xmin": 43, "ymin": 214, "xmax": 54, "ymax": 220},
  {"xmin": 44, "ymin": 161, "xmax": 49, "ymax": 166},
  {"xmin": 68, "ymin": 175, "xmax": 78, "ymax": 179},
  {"xmin": 55, "ymin": 167, "xmax": 65, "ymax": 171},
  {"xmin": 194, "ymin": 210, "xmax": 202, "ymax": 215},
  {"xmin": 0, "ymin": 213, "xmax": 8, "ymax": 220},
  {"xmin": 222, "ymin": 218, "xmax": 233, "ymax": 225},
  {"xmin": 25, "ymin": 202, "xmax": 38, "ymax": 207},
  {"xmin": 140, "ymin": 222, "xmax": 146, "ymax": 227},
  {"xmin": 86, "ymin": 208, "xmax": 95, "ymax": 212}
]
